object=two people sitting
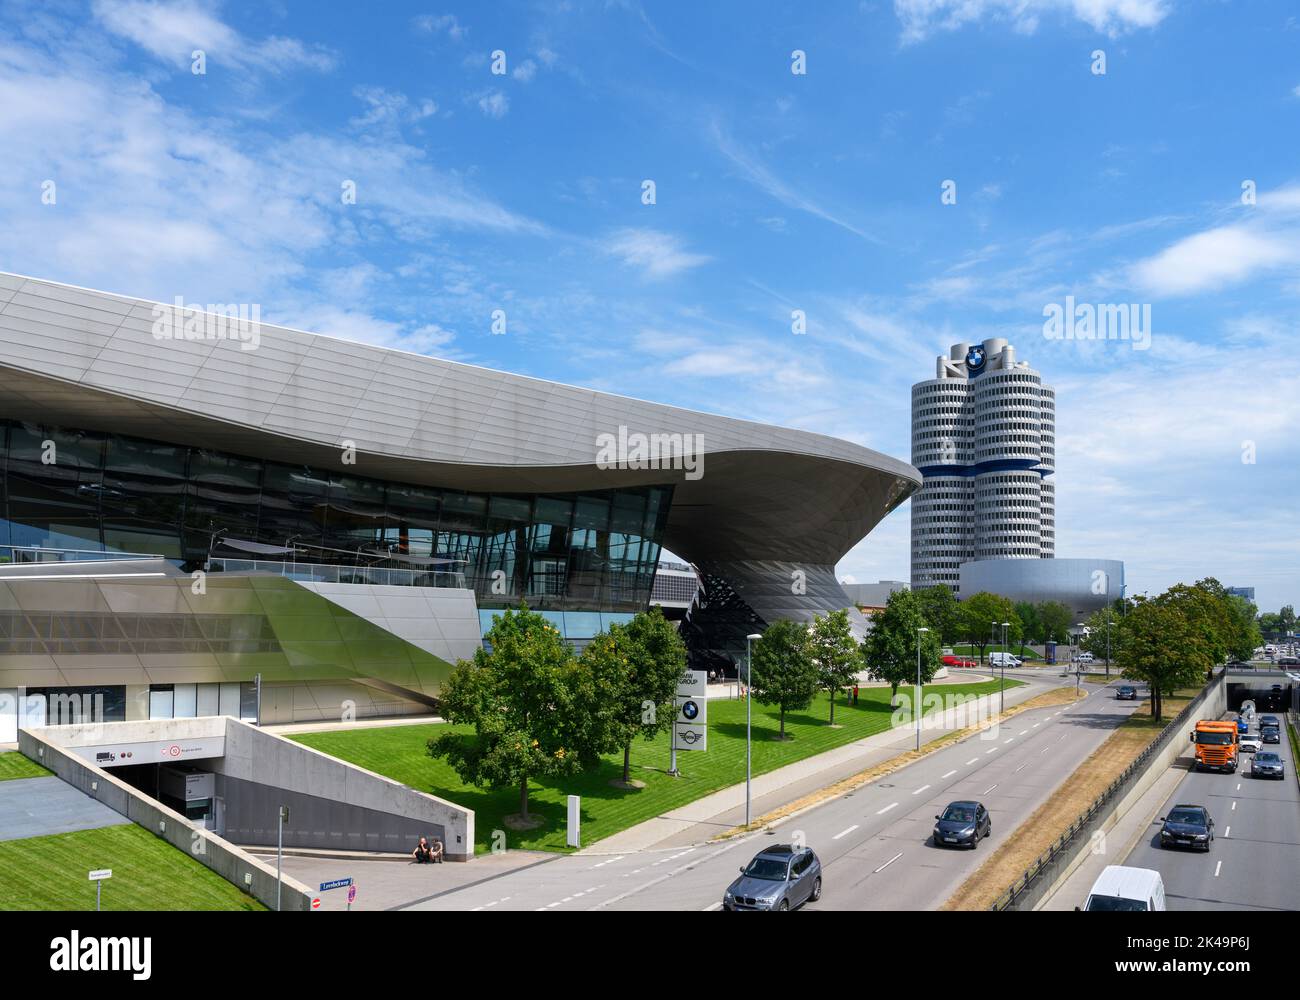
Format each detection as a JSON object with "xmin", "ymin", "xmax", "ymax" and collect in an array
[{"xmin": 412, "ymin": 835, "xmax": 444, "ymax": 864}]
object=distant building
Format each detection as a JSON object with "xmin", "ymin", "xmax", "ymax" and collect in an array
[
  {"xmin": 839, "ymin": 580, "xmax": 910, "ymax": 614},
  {"xmin": 1227, "ymin": 586, "xmax": 1255, "ymax": 603}
]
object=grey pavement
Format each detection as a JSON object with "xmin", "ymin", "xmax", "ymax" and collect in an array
[
  {"xmin": 0, "ymin": 775, "xmax": 130, "ymax": 842},
  {"xmin": 1116, "ymin": 716, "xmax": 1300, "ymax": 911},
  {"xmin": 406, "ymin": 677, "xmax": 1139, "ymax": 910},
  {"xmin": 247, "ymin": 847, "xmax": 554, "ymax": 911}
]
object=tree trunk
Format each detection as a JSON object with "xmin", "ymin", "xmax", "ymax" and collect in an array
[
  {"xmin": 828, "ymin": 689, "xmax": 836, "ymax": 724},
  {"xmin": 780, "ymin": 708, "xmax": 786, "ymax": 739},
  {"xmin": 623, "ymin": 742, "xmax": 631, "ymax": 784},
  {"xmin": 519, "ymin": 775, "xmax": 529, "ymax": 819},
  {"xmin": 890, "ymin": 681, "xmax": 899, "ymax": 708}
]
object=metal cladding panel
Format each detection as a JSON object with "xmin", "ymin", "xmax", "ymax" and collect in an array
[
  {"xmin": 958, "ymin": 558, "xmax": 1125, "ymax": 617},
  {"xmin": 0, "ymin": 272, "xmax": 921, "ymax": 570}
]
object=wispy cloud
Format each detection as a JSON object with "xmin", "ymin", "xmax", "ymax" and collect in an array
[
  {"xmin": 895, "ymin": 0, "xmax": 1171, "ymax": 43},
  {"xmin": 603, "ymin": 228, "xmax": 710, "ymax": 280},
  {"xmin": 708, "ymin": 118, "xmax": 883, "ymax": 245},
  {"xmin": 92, "ymin": 0, "xmax": 337, "ymax": 74}
]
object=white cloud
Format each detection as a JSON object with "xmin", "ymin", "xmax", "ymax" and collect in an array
[
  {"xmin": 895, "ymin": 0, "xmax": 1170, "ymax": 43},
  {"xmin": 512, "ymin": 59, "xmax": 537, "ymax": 82},
  {"xmin": 412, "ymin": 13, "xmax": 468, "ymax": 42},
  {"xmin": 603, "ymin": 229, "xmax": 710, "ymax": 280},
  {"xmin": 350, "ymin": 86, "xmax": 437, "ymax": 128},
  {"xmin": 92, "ymin": 0, "xmax": 337, "ymax": 74},
  {"xmin": 1131, "ymin": 226, "xmax": 1297, "ymax": 297},
  {"xmin": 476, "ymin": 90, "xmax": 509, "ymax": 118}
]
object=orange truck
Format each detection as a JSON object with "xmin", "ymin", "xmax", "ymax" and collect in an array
[{"xmin": 1190, "ymin": 720, "xmax": 1239, "ymax": 773}]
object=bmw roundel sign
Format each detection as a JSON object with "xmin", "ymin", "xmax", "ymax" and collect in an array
[{"xmin": 965, "ymin": 345, "xmax": 986, "ymax": 374}]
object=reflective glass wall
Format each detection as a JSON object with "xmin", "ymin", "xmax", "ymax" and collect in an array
[{"xmin": 0, "ymin": 420, "xmax": 671, "ymax": 613}]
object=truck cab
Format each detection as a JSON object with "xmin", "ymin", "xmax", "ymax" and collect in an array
[{"xmin": 1190, "ymin": 720, "xmax": 1239, "ymax": 773}]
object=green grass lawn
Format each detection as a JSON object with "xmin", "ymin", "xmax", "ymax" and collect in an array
[
  {"xmin": 0, "ymin": 751, "xmax": 51, "ymax": 782},
  {"xmin": 0, "ymin": 824, "xmax": 266, "ymax": 910},
  {"xmin": 292, "ymin": 678, "xmax": 1023, "ymax": 853}
]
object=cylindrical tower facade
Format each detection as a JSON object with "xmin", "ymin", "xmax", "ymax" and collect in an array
[{"xmin": 910, "ymin": 338, "xmax": 1055, "ymax": 594}]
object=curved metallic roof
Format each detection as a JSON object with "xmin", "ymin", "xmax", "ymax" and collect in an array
[{"xmin": 0, "ymin": 272, "xmax": 920, "ymax": 566}]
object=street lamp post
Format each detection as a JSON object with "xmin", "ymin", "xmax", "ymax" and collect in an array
[
  {"xmin": 988, "ymin": 621, "xmax": 996, "ymax": 665},
  {"xmin": 916, "ymin": 627, "xmax": 929, "ymax": 751},
  {"xmin": 1000, "ymin": 621, "xmax": 1010, "ymax": 713},
  {"xmin": 745, "ymin": 632, "xmax": 763, "ymax": 827}
]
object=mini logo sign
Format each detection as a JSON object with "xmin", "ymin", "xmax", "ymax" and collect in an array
[{"xmin": 965, "ymin": 345, "xmax": 986, "ymax": 374}]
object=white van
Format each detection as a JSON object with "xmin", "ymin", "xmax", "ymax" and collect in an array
[
  {"xmin": 1081, "ymin": 865, "xmax": 1166, "ymax": 911},
  {"xmin": 988, "ymin": 652, "xmax": 1021, "ymax": 668}
]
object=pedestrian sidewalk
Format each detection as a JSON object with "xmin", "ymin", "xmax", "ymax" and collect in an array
[{"xmin": 579, "ymin": 672, "xmax": 1065, "ymax": 855}]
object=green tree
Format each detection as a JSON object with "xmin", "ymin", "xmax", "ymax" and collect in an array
[
  {"xmin": 914, "ymin": 584, "xmax": 961, "ymax": 644},
  {"xmin": 1015, "ymin": 601, "xmax": 1043, "ymax": 650},
  {"xmin": 1038, "ymin": 601, "xmax": 1074, "ymax": 645},
  {"xmin": 863, "ymin": 589, "xmax": 942, "ymax": 708},
  {"xmin": 808, "ymin": 609, "xmax": 862, "ymax": 725},
  {"xmin": 958, "ymin": 592, "xmax": 1020, "ymax": 662},
  {"xmin": 750, "ymin": 619, "xmax": 819, "ymax": 740},
  {"xmin": 428, "ymin": 606, "xmax": 595, "ymax": 826},
  {"xmin": 1223, "ymin": 595, "xmax": 1263, "ymax": 662},
  {"xmin": 1114, "ymin": 600, "xmax": 1212, "ymax": 720},
  {"xmin": 582, "ymin": 606, "xmax": 687, "ymax": 785}
]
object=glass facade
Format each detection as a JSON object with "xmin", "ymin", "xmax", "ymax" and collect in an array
[{"xmin": 0, "ymin": 420, "xmax": 671, "ymax": 614}]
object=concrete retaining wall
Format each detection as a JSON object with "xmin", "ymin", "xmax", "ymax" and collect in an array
[
  {"xmin": 213, "ymin": 718, "xmax": 474, "ymax": 859},
  {"xmin": 17, "ymin": 726, "xmax": 314, "ymax": 911}
]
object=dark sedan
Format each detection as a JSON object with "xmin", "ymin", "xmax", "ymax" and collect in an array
[
  {"xmin": 1260, "ymin": 726, "xmax": 1281, "ymax": 745},
  {"xmin": 1159, "ymin": 804, "xmax": 1214, "ymax": 851},
  {"xmin": 1116, "ymin": 685, "xmax": 1137, "ymax": 700},
  {"xmin": 723, "ymin": 845, "xmax": 822, "ymax": 911},
  {"xmin": 1251, "ymin": 752, "xmax": 1285, "ymax": 780},
  {"xmin": 933, "ymin": 800, "xmax": 991, "ymax": 849}
]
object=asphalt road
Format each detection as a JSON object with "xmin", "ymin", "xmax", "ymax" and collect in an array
[
  {"xmin": 1121, "ymin": 717, "xmax": 1300, "ymax": 911},
  {"xmin": 405, "ymin": 677, "xmax": 1142, "ymax": 911}
]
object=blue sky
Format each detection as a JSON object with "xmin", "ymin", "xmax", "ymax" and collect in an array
[{"xmin": 1, "ymin": 0, "xmax": 1298, "ymax": 610}]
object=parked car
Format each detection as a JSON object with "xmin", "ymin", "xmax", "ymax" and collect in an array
[
  {"xmin": 1116, "ymin": 685, "xmax": 1137, "ymax": 700},
  {"xmin": 1080, "ymin": 865, "xmax": 1167, "ymax": 911},
  {"xmin": 1260, "ymin": 726, "xmax": 1281, "ymax": 745},
  {"xmin": 1239, "ymin": 733, "xmax": 1263, "ymax": 753},
  {"xmin": 933, "ymin": 800, "xmax": 991, "ymax": 849},
  {"xmin": 722, "ymin": 845, "xmax": 822, "ymax": 911},
  {"xmin": 941, "ymin": 654, "xmax": 969, "ymax": 668},
  {"xmin": 988, "ymin": 652, "xmax": 1021, "ymax": 668},
  {"xmin": 1075, "ymin": 651, "xmax": 1095, "ymax": 664},
  {"xmin": 1159, "ymin": 805, "xmax": 1214, "ymax": 852},
  {"xmin": 1251, "ymin": 752, "xmax": 1286, "ymax": 780}
]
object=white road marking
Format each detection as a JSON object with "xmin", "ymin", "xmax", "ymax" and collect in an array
[
  {"xmin": 986, "ymin": 748, "xmax": 998, "ymax": 755},
  {"xmin": 1231, "ymin": 801, "xmax": 1237, "ymax": 811},
  {"xmin": 589, "ymin": 856, "xmax": 624, "ymax": 869},
  {"xmin": 1224, "ymin": 827, "xmax": 1231, "ymax": 838},
  {"xmin": 941, "ymin": 770, "xmax": 957, "ymax": 779},
  {"xmin": 1236, "ymin": 784, "xmax": 1241, "ymax": 792},
  {"xmin": 982, "ymin": 784, "xmax": 998, "ymax": 794},
  {"xmin": 877, "ymin": 802, "xmax": 899, "ymax": 815},
  {"xmin": 1013, "ymin": 763, "xmax": 1028, "ymax": 773},
  {"xmin": 1019, "ymin": 730, "xmax": 1029, "ymax": 736},
  {"xmin": 1214, "ymin": 861, "xmax": 1223, "ymax": 878},
  {"xmin": 703, "ymin": 901, "xmax": 722, "ymax": 911},
  {"xmin": 1040, "ymin": 747, "xmax": 1050, "ymax": 754},
  {"xmin": 832, "ymin": 824, "xmax": 860, "ymax": 840},
  {"xmin": 873, "ymin": 852, "xmax": 904, "ymax": 873},
  {"xmin": 965, "ymin": 757, "xmax": 979, "ymax": 765},
  {"xmin": 1032, "ymin": 722, "xmax": 1041, "ymax": 728},
  {"xmin": 912, "ymin": 784, "xmax": 931, "ymax": 796}
]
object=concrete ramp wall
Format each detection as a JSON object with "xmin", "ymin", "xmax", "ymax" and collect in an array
[
  {"xmin": 212, "ymin": 718, "xmax": 474, "ymax": 860},
  {"xmin": 17, "ymin": 722, "xmax": 314, "ymax": 911}
]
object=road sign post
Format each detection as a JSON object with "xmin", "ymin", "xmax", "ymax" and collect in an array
[
  {"xmin": 88, "ymin": 868, "xmax": 111, "ymax": 912},
  {"xmin": 673, "ymin": 669, "xmax": 708, "ymax": 774},
  {"xmin": 277, "ymin": 805, "xmax": 289, "ymax": 912},
  {"xmin": 567, "ymin": 794, "xmax": 580, "ymax": 848}
]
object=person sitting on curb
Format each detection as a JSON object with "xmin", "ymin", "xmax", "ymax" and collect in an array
[{"xmin": 412, "ymin": 836, "xmax": 444, "ymax": 864}]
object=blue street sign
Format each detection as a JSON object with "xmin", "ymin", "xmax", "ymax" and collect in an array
[{"xmin": 320, "ymin": 878, "xmax": 353, "ymax": 892}]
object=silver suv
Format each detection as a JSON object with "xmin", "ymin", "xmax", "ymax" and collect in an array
[{"xmin": 723, "ymin": 845, "xmax": 822, "ymax": 911}]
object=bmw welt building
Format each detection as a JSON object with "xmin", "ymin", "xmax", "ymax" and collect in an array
[{"xmin": 0, "ymin": 273, "xmax": 919, "ymax": 734}]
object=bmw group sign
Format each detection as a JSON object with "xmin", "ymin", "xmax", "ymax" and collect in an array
[
  {"xmin": 965, "ymin": 344, "xmax": 986, "ymax": 375},
  {"xmin": 674, "ymin": 669, "xmax": 708, "ymax": 751}
]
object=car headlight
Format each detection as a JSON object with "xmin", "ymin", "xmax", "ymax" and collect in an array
[{"xmin": 1194, "ymin": 834, "xmax": 1208, "ymax": 840}]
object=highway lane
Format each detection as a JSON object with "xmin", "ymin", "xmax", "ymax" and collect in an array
[
  {"xmin": 407, "ymin": 678, "xmax": 1142, "ymax": 911},
  {"xmin": 1121, "ymin": 717, "xmax": 1300, "ymax": 911}
]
